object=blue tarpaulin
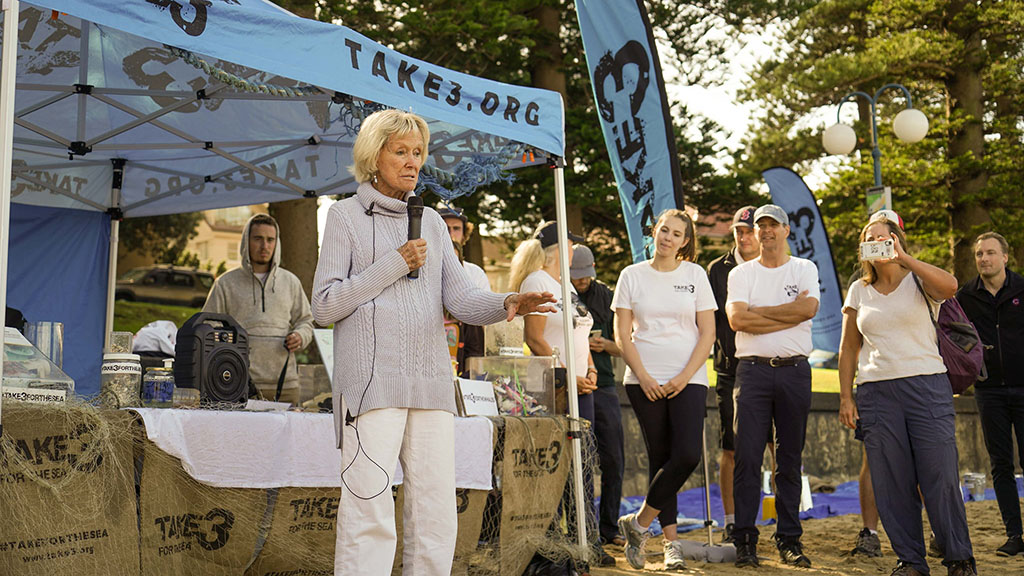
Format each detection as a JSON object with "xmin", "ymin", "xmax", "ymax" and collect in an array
[{"xmin": 8, "ymin": 203, "xmax": 109, "ymax": 392}]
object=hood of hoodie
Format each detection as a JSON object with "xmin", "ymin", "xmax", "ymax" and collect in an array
[{"xmin": 240, "ymin": 214, "xmax": 281, "ymax": 279}]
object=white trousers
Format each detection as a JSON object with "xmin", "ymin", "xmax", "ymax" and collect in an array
[{"xmin": 334, "ymin": 408, "xmax": 457, "ymax": 576}]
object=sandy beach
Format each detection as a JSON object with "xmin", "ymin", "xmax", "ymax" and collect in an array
[{"xmin": 592, "ymin": 500, "xmax": 1017, "ymax": 575}]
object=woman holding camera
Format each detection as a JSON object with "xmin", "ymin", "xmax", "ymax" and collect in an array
[
  {"xmin": 838, "ymin": 212, "xmax": 976, "ymax": 576},
  {"xmin": 613, "ymin": 209, "xmax": 716, "ymax": 571}
]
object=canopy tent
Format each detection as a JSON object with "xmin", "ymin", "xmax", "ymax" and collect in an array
[
  {"xmin": 0, "ymin": 0, "xmax": 567, "ymax": 393},
  {"xmin": 0, "ymin": 0, "xmax": 591, "ymax": 549}
]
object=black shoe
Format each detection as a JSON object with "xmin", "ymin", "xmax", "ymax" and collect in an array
[
  {"xmin": 775, "ymin": 535, "xmax": 812, "ymax": 568},
  {"xmin": 594, "ymin": 544, "xmax": 616, "ymax": 566},
  {"xmin": 996, "ymin": 534, "xmax": 1024, "ymax": 557},
  {"xmin": 947, "ymin": 559, "xmax": 977, "ymax": 576},
  {"xmin": 722, "ymin": 523, "xmax": 736, "ymax": 544},
  {"xmin": 890, "ymin": 560, "xmax": 926, "ymax": 576},
  {"xmin": 851, "ymin": 527, "xmax": 883, "ymax": 557},
  {"xmin": 735, "ymin": 541, "xmax": 760, "ymax": 568},
  {"xmin": 928, "ymin": 535, "xmax": 945, "ymax": 559}
]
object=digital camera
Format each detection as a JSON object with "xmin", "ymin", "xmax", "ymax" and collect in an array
[{"xmin": 859, "ymin": 239, "xmax": 895, "ymax": 261}]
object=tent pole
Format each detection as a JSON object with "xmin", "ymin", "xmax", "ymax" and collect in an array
[
  {"xmin": 0, "ymin": 0, "xmax": 22, "ymax": 435},
  {"xmin": 104, "ymin": 181, "xmax": 121, "ymax": 353},
  {"xmin": 552, "ymin": 161, "xmax": 587, "ymax": 552}
]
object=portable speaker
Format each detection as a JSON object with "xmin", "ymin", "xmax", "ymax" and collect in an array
[{"xmin": 174, "ymin": 312, "xmax": 250, "ymax": 406}]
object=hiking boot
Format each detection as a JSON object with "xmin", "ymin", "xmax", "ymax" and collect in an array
[
  {"xmin": 735, "ymin": 536, "xmax": 759, "ymax": 568},
  {"xmin": 890, "ymin": 560, "xmax": 927, "ymax": 576},
  {"xmin": 996, "ymin": 534, "xmax": 1024, "ymax": 557},
  {"xmin": 947, "ymin": 559, "xmax": 977, "ymax": 576},
  {"xmin": 617, "ymin": 513, "xmax": 650, "ymax": 569},
  {"xmin": 775, "ymin": 535, "xmax": 812, "ymax": 568},
  {"xmin": 851, "ymin": 527, "xmax": 883, "ymax": 557},
  {"xmin": 928, "ymin": 535, "xmax": 945, "ymax": 559},
  {"xmin": 722, "ymin": 522, "xmax": 736, "ymax": 544},
  {"xmin": 593, "ymin": 544, "xmax": 616, "ymax": 566},
  {"xmin": 663, "ymin": 540, "xmax": 686, "ymax": 570}
]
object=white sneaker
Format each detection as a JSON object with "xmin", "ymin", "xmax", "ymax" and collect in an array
[
  {"xmin": 617, "ymin": 513, "xmax": 650, "ymax": 569},
  {"xmin": 664, "ymin": 539, "xmax": 686, "ymax": 570}
]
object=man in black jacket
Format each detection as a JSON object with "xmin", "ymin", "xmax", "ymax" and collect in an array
[
  {"xmin": 706, "ymin": 205, "xmax": 758, "ymax": 542},
  {"xmin": 956, "ymin": 231, "xmax": 1024, "ymax": 557}
]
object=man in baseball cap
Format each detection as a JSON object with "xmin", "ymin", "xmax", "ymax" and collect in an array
[
  {"xmin": 726, "ymin": 202, "xmax": 820, "ymax": 568},
  {"xmin": 707, "ymin": 205, "xmax": 760, "ymax": 544},
  {"xmin": 438, "ymin": 205, "xmax": 489, "ymax": 290}
]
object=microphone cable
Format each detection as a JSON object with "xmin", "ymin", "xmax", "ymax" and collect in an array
[{"xmin": 340, "ymin": 200, "xmax": 392, "ymax": 501}]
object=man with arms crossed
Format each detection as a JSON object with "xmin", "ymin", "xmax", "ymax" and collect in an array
[
  {"xmin": 726, "ymin": 204, "xmax": 819, "ymax": 568},
  {"xmin": 956, "ymin": 231, "xmax": 1024, "ymax": 557}
]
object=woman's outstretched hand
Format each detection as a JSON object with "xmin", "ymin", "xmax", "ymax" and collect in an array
[{"xmin": 504, "ymin": 292, "xmax": 557, "ymax": 321}]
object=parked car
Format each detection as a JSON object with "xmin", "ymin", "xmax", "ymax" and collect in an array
[{"xmin": 115, "ymin": 266, "xmax": 215, "ymax": 308}]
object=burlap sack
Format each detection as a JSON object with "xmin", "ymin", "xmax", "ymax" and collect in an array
[
  {"xmin": 244, "ymin": 487, "xmax": 337, "ymax": 576},
  {"xmin": 498, "ymin": 416, "xmax": 570, "ymax": 576},
  {"xmin": 139, "ymin": 438, "xmax": 265, "ymax": 576},
  {"xmin": 0, "ymin": 403, "xmax": 140, "ymax": 576}
]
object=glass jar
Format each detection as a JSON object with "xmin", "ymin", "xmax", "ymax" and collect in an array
[
  {"xmin": 141, "ymin": 367, "xmax": 175, "ymax": 408},
  {"xmin": 100, "ymin": 353, "xmax": 142, "ymax": 408}
]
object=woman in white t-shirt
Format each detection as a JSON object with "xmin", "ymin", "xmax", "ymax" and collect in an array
[
  {"xmin": 508, "ymin": 221, "xmax": 607, "ymax": 559},
  {"xmin": 612, "ymin": 209, "xmax": 717, "ymax": 571},
  {"xmin": 838, "ymin": 213, "xmax": 975, "ymax": 576}
]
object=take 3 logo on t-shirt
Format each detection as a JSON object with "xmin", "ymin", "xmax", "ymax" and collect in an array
[
  {"xmin": 785, "ymin": 284, "xmax": 799, "ymax": 298},
  {"xmin": 612, "ymin": 261, "xmax": 717, "ymax": 386}
]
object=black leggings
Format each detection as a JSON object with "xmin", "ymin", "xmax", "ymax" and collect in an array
[{"xmin": 626, "ymin": 384, "xmax": 706, "ymax": 528}]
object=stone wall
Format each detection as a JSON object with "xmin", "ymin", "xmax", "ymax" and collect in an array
[{"xmin": 614, "ymin": 386, "xmax": 992, "ymax": 498}]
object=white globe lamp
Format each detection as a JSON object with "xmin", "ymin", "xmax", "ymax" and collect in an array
[
  {"xmin": 893, "ymin": 107, "xmax": 929, "ymax": 143},
  {"xmin": 822, "ymin": 123, "xmax": 857, "ymax": 156}
]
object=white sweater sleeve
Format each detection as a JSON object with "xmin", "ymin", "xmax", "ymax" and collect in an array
[
  {"xmin": 311, "ymin": 203, "xmax": 410, "ymax": 325},
  {"xmin": 435, "ymin": 217, "xmax": 509, "ymax": 326}
]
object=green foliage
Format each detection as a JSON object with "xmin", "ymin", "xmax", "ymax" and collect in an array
[
  {"xmin": 119, "ymin": 213, "xmax": 203, "ymax": 264},
  {"xmin": 300, "ymin": 0, "xmax": 744, "ymax": 285},
  {"xmin": 738, "ymin": 0, "xmax": 1024, "ymax": 282}
]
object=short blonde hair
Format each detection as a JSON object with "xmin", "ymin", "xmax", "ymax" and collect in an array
[{"xmin": 349, "ymin": 110, "xmax": 430, "ymax": 184}]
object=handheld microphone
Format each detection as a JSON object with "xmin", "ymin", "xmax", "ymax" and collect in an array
[{"xmin": 407, "ymin": 196, "xmax": 424, "ymax": 279}]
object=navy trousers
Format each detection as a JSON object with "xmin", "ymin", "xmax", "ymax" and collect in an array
[
  {"xmin": 859, "ymin": 373, "xmax": 974, "ymax": 574},
  {"xmin": 732, "ymin": 359, "xmax": 811, "ymax": 544},
  {"xmin": 975, "ymin": 386, "xmax": 1024, "ymax": 538},
  {"xmin": 592, "ymin": 387, "xmax": 625, "ymax": 542}
]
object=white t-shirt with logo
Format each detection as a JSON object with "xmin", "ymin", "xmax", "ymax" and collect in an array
[
  {"xmin": 843, "ymin": 273, "xmax": 946, "ymax": 384},
  {"xmin": 611, "ymin": 260, "xmax": 717, "ymax": 386},
  {"xmin": 726, "ymin": 257, "xmax": 820, "ymax": 358},
  {"xmin": 520, "ymin": 270, "xmax": 593, "ymax": 374}
]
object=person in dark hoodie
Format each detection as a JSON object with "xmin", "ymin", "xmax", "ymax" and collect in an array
[
  {"xmin": 956, "ymin": 231, "xmax": 1024, "ymax": 557},
  {"xmin": 202, "ymin": 213, "xmax": 314, "ymax": 405}
]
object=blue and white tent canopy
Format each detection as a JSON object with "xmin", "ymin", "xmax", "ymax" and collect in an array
[
  {"xmin": 6, "ymin": 0, "xmax": 565, "ymax": 216},
  {"xmin": 0, "ymin": 0, "xmax": 567, "ymax": 397}
]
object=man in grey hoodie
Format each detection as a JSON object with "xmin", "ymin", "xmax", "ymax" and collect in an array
[{"xmin": 203, "ymin": 213, "xmax": 314, "ymax": 405}]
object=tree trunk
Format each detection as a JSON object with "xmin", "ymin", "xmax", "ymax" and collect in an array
[
  {"xmin": 268, "ymin": 198, "xmax": 318, "ymax": 300},
  {"xmin": 946, "ymin": 2, "xmax": 990, "ymax": 282},
  {"xmin": 529, "ymin": 2, "xmax": 584, "ymax": 235}
]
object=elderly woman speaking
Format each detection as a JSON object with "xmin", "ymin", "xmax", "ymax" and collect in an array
[{"xmin": 312, "ymin": 109, "xmax": 555, "ymax": 575}]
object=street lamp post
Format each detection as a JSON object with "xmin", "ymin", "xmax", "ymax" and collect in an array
[{"xmin": 821, "ymin": 83, "xmax": 929, "ymax": 205}]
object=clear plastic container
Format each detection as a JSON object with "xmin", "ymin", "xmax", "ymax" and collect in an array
[
  {"xmin": 2, "ymin": 327, "xmax": 75, "ymax": 395},
  {"xmin": 465, "ymin": 355, "xmax": 557, "ymax": 416}
]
